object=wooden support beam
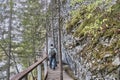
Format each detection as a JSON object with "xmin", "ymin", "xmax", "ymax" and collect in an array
[{"xmin": 37, "ymin": 64, "xmax": 42, "ymax": 80}]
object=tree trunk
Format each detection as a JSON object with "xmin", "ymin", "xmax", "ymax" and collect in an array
[
  {"xmin": 45, "ymin": 0, "xmax": 48, "ymax": 55},
  {"xmin": 7, "ymin": 0, "xmax": 13, "ymax": 80},
  {"xmin": 58, "ymin": 0, "xmax": 63, "ymax": 80},
  {"xmin": 11, "ymin": 51, "xmax": 19, "ymax": 73}
]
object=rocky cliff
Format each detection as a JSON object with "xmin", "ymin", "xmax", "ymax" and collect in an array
[{"xmin": 61, "ymin": 0, "xmax": 120, "ymax": 80}]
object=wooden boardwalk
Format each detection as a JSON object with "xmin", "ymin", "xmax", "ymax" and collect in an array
[
  {"xmin": 10, "ymin": 55, "xmax": 73, "ymax": 80},
  {"xmin": 46, "ymin": 65, "xmax": 73, "ymax": 80}
]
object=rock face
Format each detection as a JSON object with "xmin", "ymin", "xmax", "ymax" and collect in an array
[
  {"xmin": 60, "ymin": 0, "xmax": 120, "ymax": 80},
  {"xmin": 62, "ymin": 33, "xmax": 120, "ymax": 80}
]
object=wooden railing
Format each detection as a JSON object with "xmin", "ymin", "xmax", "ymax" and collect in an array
[{"xmin": 10, "ymin": 54, "xmax": 48, "ymax": 80}]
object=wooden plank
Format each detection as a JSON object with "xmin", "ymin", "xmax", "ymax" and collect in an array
[{"xmin": 10, "ymin": 55, "xmax": 47, "ymax": 80}]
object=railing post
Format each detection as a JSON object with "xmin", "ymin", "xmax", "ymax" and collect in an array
[
  {"xmin": 44, "ymin": 60, "xmax": 47, "ymax": 79},
  {"xmin": 37, "ymin": 64, "xmax": 42, "ymax": 80},
  {"xmin": 22, "ymin": 74, "xmax": 28, "ymax": 80},
  {"xmin": 25, "ymin": 75, "xmax": 28, "ymax": 80}
]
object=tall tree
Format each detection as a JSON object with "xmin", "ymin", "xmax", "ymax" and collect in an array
[
  {"xmin": 6, "ymin": 0, "xmax": 13, "ymax": 79},
  {"xmin": 58, "ymin": 0, "xmax": 63, "ymax": 80},
  {"xmin": 18, "ymin": 0, "xmax": 46, "ymax": 67}
]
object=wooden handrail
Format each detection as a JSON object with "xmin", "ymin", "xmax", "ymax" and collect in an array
[{"xmin": 10, "ymin": 55, "xmax": 47, "ymax": 80}]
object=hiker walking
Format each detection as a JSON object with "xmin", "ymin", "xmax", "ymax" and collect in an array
[{"xmin": 48, "ymin": 44, "xmax": 57, "ymax": 70}]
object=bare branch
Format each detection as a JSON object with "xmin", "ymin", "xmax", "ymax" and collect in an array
[{"xmin": 0, "ymin": 43, "xmax": 9, "ymax": 57}]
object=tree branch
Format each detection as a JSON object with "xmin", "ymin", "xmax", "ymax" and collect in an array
[{"xmin": 0, "ymin": 43, "xmax": 9, "ymax": 57}]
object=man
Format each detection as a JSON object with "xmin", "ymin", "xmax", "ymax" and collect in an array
[{"xmin": 48, "ymin": 44, "xmax": 57, "ymax": 70}]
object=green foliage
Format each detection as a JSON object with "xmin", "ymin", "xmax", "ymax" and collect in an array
[
  {"xmin": 66, "ymin": 0, "xmax": 120, "ymax": 38},
  {"xmin": 70, "ymin": 0, "xmax": 84, "ymax": 6}
]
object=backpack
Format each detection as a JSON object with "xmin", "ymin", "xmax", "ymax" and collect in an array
[{"xmin": 50, "ymin": 48, "xmax": 56, "ymax": 58}]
